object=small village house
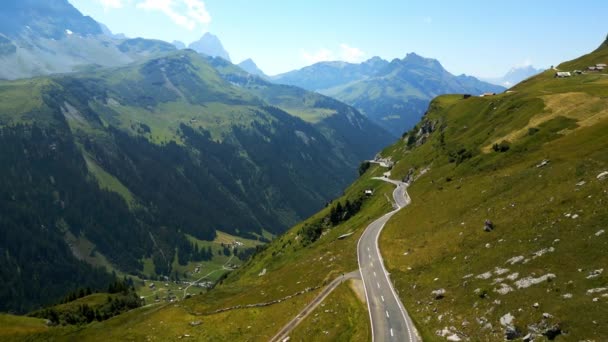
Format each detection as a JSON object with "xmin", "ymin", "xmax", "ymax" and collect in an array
[{"xmin": 555, "ymin": 71, "xmax": 572, "ymax": 78}]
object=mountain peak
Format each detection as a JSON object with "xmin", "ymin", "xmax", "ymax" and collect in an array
[
  {"xmin": 188, "ymin": 32, "xmax": 231, "ymax": 61},
  {"xmin": 481, "ymin": 65, "xmax": 544, "ymax": 87},
  {"xmin": 362, "ymin": 56, "xmax": 387, "ymax": 67},
  {"xmin": 172, "ymin": 40, "xmax": 186, "ymax": 49},
  {"xmin": 401, "ymin": 52, "xmax": 443, "ymax": 69},
  {"xmin": 238, "ymin": 58, "xmax": 267, "ymax": 77},
  {"xmin": 0, "ymin": 0, "xmax": 102, "ymax": 39}
]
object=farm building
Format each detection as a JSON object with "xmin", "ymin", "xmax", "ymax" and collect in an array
[{"xmin": 555, "ymin": 72, "xmax": 572, "ymax": 78}]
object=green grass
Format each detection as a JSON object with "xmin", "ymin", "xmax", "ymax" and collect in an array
[
  {"xmin": 0, "ymin": 314, "xmax": 49, "ymax": 340},
  {"xmin": 63, "ymin": 230, "xmax": 118, "ymax": 274},
  {"xmin": 211, "ymin": 230, "xmax": 265, "ymax": 248},
  {"xmin": 375, "ymin": 43, "xmax": 608, "ymax": 340},
  {"xmin": 84, "ymin": 153, "xmax": 136, "ymax": 208},
  {"xmin": 0, "ymin": 78, "xmax": 55, "ymax": 126},
  {"xmin": 289, "ymin": 281, "xmax": 371, "ymax": 341},
  {"xmin": 42, "ymin": 291, "xmax": 321, "ymax": 342},
  {"xmin": 52, "ymin": 293, "xmax": 115, "ymax": 311}
]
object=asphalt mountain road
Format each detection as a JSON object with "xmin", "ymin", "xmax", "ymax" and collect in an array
[{"xmin": 357, "ymin": 177, "xmax": 420, "ymax": 341}]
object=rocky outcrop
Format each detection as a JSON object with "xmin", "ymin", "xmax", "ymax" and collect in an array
[
  {"xmin": 404, "ymin": 119, "xmax": 440, "ymax": 147},
  {"xmin": 432, "ymin": 288, "xmax": 446, "ymax": 300},
  {"xmin": 483, "ymin": 219, "xmax": 495, "ymax": 232}
]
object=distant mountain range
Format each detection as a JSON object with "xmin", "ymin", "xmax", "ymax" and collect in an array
[
  {"xmin": 273, "ymin": 54, "xmax": 504, "ymax": 137},
  {"xmin": 0, "ymin": 0, "xmax": 176, "ymax": 80},
  {"xmin": 481, "ymin": 65, "xmax": 545, "ymax": 87},
  {"xmin": 0, "ymin": 0, "xmax": 502, "ymax": 138}
]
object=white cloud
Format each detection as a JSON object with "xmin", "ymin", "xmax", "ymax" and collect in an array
[
  {"xmin": 301, "ymin": 48, "xmax": 335, "ymax": 64},
  {"xmin": 340, "ymin": 43, "xmax": 365, "ymax": 63},
  {"xmin": 516, "ymin": 58, "xmax": 533, "ymax": 67},
  {"xmin": 301, "ymin": 44, "xmax": 365, "ymax": 65},
  {"xmin": 136, "ymin": 0, "xmax": 211, "ymax": 31},
  {"xmin": 99, "ymin": 0, "xmax": 127, "ymax": 10}
]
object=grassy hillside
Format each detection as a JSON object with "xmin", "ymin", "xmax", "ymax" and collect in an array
[
  {"xmin": 289, "ymin": 281, "xmax": 370, "ymax": 341},
  {"xmin": 0, "ymin": 314, "xmax": 49, "ymax": 340},
  {"xmin": 375, "ymin": 39, "xmax": 608, "ymax": 340},
  {"xmin": 0, "ymin": 162, "xmax": 396, "ymax": 340}
]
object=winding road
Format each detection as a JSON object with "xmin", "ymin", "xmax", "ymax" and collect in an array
[
  {"xmin": 270, "ymin": 173, "xmax": 420, "ymax": 341},
  {"xmin": 357, "ymin": 177, "xmax": 420, "ymax": 341}
]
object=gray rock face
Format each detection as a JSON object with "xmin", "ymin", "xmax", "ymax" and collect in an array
[
  {"xmin": 188, "ymin": 33, "xmax": 231, "ymax": 61},
  {"xmin": 484, "ymin": 219, "xmax": 495, "ymax": 232},
  {"xmin": 0, "ymin": 0, "xmax": 177, "ymax": 79},
  {"xmin": 0, "ymin": 0, "xmax": 102, "ymax": 40},
  {"xmin": 505, "ymin": 326, "xmax": 522, "ymax": 340},
  {"xmin": 431, "ymin": 288, "xmax": 446, "ymax": 299}
]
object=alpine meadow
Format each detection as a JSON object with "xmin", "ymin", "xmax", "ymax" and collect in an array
[{"xmin": 1, "ymin": 1, "xmax": 607, "ymax": 341}]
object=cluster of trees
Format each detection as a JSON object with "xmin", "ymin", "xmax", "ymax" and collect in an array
[
  {"xmin": 0, "ymin": 124, "xmax": 119, "ymax": 313},
  {"xmin": 492, "ymin": 140, "xmax": 511, "ymax": 152},
  {"xmin": 235, "ymin": 247, "xmax": 257, "ymax": 261},
  {"xmin": 58, "ymin": 288, "xmax": 94, "ymax": 304},
  {"xmin": 300, "ymin": 196, "xmax": 366, "ymax": 246},
  {"xmin": 448, "ymin": 147, "xmax": 473, "ymax": 164},
  {"xmin": 30, "ymin": 279, "xmax": 141, "ymax": 326},
  {"xmin": 358, "ymin": 161, "xmax": 371, "ymax": 176},
  {"xmin": 329, "ymin": 198, "xmax": 364, "ymax": 225},
  {"xmin": 176, "ymin": 238, "xmax": 214, "ymax": 266}
]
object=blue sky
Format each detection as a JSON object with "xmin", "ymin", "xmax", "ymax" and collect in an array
[{"xmin": 70, "ymin": 0, "xmax": 607, "ymax": 77}]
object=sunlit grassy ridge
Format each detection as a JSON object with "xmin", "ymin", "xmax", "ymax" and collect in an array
[{"xmin": 377, "ymin": 40, "xmax": 608, "ymax": 340}]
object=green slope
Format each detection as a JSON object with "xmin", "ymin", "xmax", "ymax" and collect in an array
[
  {"xmin": 376, "ymin": 38, "xmax": 608, "ymax": 340},
  {"xmin": 0, "ymin": 50, "xmax": 391, "ymax": 313},
  {"xmin": 1, "ymin": 164, "xmax": 394, "ymax": 340}
]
